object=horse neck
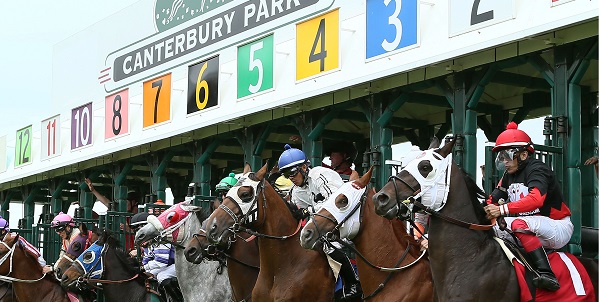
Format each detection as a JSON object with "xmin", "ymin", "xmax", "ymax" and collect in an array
[
  {"xmin": 227, "ymin": 232, "xmax": 259, "ymax": 301},
  {"xmin": 102, "ymin": 247, "xmax": 147, "ymax": 302},
  {"xmin": 255, "ymin": 192, "xmax": 303, "ymax": 264},
  {"xmin": 10, "ymin": 246, "xmax": 67, "ymax": 302},
  {"xmin": 353, "ymin": 194, "xmax": 431, "ymax": 298}
]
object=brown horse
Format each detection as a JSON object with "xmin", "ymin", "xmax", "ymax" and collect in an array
[
  {"xmin": 0, "ymin": 282, "xmax": 15, "ymax": 302},
  {"xmin": 373, "ymin": 138, "xmax": 596, "ymax": 301},
  {"xmin": 300, "ymin": 167, "xmax": 434, "ymax": 301},
  {"xmin": 204, "ymin": 163, "xmax": 335, "ymax": 302},
  {"xmin": 184, "ymin": 226, "xmax": 259, "ymax": 302},
  {"xmin": 0, "ymin": 233, "xmax": 69, "ymax": 302}
]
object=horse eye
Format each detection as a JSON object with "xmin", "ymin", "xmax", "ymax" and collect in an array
[
  {"xmin": 336, "ymin": 196, "xmax": 349, "ymax": 208},
  {"xmin": 83, "ymin": 252, "xmax": 94, "ymax": 264},
  {"xmin": 239, "ymin": 188, "xmax": 254, "ymax": 203},
  {"xmin": 166, "ymin": 212, "xmax": 176, "ymax": 222}
]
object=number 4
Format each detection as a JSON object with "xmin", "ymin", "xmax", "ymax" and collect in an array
[{"xmin": 309, "ymin": 18, "xmax": 327, "ymax": 72}]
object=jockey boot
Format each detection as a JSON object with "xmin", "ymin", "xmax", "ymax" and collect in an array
[
  {"xmin": 329, "ymin": 249, "xmax": 362, "ymax": 300},
  {"xmin": 528, "ymin": 247, "xmax": 560, "ymax": 292},
  {"xmin": 160, "ymin": 278, "xmax": 184, "ymax": 302}
]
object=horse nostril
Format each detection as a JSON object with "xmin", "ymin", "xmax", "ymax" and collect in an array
[
  {"xmin": 186, "ymin": 246, "xmax": 197, "ymax": 258},
  {"xmin": 375, "ymin": 192, "xmax": 390, "ymax": 206},
  {"xmin": 303, "ymin": 228, "xmax": 314, "ymax": 242}
]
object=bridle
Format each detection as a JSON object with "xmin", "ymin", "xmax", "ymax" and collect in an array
[
  {"xmin": 69, "ymin": 241, "xmax": 140, "ymax": 290},
  {"xmin": 309, "ymin": 187, "xmax": 427, "ymax": 300},
  {"xmin": 217, "ymin": 176, "xmax": 303, "ymax": 241},
  {"xmin": 0, "ymin": 238, "xmax": 48, "ymax": 283},
  {"xmin": 386, "ymin": 158, "xmax": 494, "ymax": 231}
]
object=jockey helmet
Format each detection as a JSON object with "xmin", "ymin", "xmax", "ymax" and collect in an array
[
  {"xmin": 51, "ymin": 212, "xmax": 75, "ymax": 230},
  {"xmin": 215, "ymin": 172, "xmax": 238, "ymax": 192},
  {"xmin": 130, "ymin": 212, "xmax": 149, "ymax": 229},
  {"xmin": 493, "ymin": 122, "xmax": 534, "ymax": 153},
  {"xmin": 278, "ymin": 144, "xmax": 307, "ymax": 172},
  {"xmin": 0, "ymin": 217, "xmax": 8, "ymax": 233},
  {"xmin": 274, "ymin": 175, "xmax": 294, "ymax": 192}
]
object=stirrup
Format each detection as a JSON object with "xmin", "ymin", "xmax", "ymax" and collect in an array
[{"xmin": 533, "ymin": 274, "xmax": 560, "ymax": 292}]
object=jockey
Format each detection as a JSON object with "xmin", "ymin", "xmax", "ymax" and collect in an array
[
  {"xmin": 130, "ymin": 212, "xmax": 182, "ymax": 301},
  {"xmin": 0, "ymin": 217, "xmax": 9, "ymax": 239},
  {"xmin": 323, "ymin": 142, "xmax": 359, "ymax": 181},
  {"xmin": 278, "ymin": 144, "xmax": 362, "ymax": 300},
  {"xmin": 215, "ymin": 172, "xmax": 238, "ymax": 201},
  {"xmin": 43, "ymin": 212, "xmax": 80, "ymax": 274},
  {"xmin": 484, "ymin": 122, "xmax": 572, "ymax": 292}
]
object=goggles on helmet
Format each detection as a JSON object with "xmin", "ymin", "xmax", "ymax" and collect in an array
[
  {"xmin": 496, "ymin": 148, "xmax": 521, "ymax": 162},
  {"xmin": 281, "ymin": 166, "xmax": 301, "ymax": 179}
]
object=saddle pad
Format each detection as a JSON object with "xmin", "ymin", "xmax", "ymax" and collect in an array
[{"xmin": 513, "ymin": 252, "xmax": 595, "ymax": 302}]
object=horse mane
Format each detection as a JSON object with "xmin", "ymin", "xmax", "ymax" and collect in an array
[
  {"xmin": 458, "ymin": 168, "xmax": 494, "ymax": 235},
  {"xmin": 101, "ymin": 231, "xmax": 140, "ymax": 271},
  {"xmin": 250, "ymin": 172, "xmax": 301, "ymax": 221}
]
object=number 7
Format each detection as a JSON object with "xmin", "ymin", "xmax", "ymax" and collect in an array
[{"xmin": 152, "ymin": 79, "xmax": 163, "ymax": 123}]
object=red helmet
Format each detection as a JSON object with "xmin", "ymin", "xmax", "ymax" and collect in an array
[{"xmin": 493, "ymin": 122, "xmax": 534, "ymax": 153}]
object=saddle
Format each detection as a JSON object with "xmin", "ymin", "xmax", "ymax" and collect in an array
[{"xmin": 494, "ymin": 237, "xmax": 594, "ymax": 302}]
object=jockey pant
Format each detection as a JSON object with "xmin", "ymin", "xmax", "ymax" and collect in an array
[
  {"xmin": 493, "ymin": 216, "xmax": 573, "ymax": 250},
  {"xmin": 149, "ymin": 264, "xmax": 177, "ymax": 283}
]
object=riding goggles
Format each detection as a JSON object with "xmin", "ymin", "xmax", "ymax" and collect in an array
[
  {"xmin": 281, "ymin": 166, "xmax": 301, "ymax": 178},
  {"xmin": 496, "ymin": 148, "xmax": 520, "ymax": 163}
]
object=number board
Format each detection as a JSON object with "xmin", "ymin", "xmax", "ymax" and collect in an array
[
  {"xmin": 41, "ymin": 115, "xmax": 61, "ymax": 160},
  {"xmin": 552, "ymin": 0, "xmax": 575, "ymax": 6},
  {"xmin": 105, "ymin": 89, "xmax": 129, "ymax": 139},
  {"xmin": 366, "ymin": 0, "xmax": 418, "ymax": 60},
  {"xmin": 449, "ymin": 0, "xmax": 515, "ymax": 37},
  {"xmin": 296, "ymin": 9, "xmax": 339, "ymax": 81},
  {"xmin": 15, "ymin": 125, "xmax": 32, "ymax": 166},
  {"xmin": 143, "ymin": 73, "xmax": 172, "ymax": 127},
  {"xmin": 71, "ymin": 103, "xmax": 93, "ymax": 150},
  {"xmin": 187, "ymin": 56, "xmax": 219, "ymax": 114},
  {"xmin": 237, "ymin": 35, "xmax": 274, "ymax": 99},
  {"xmin": 0, "ymin": 136, "xmax": 6, "ymax": 173}
]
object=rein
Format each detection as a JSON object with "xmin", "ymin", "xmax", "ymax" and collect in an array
[
  {"xmin": 191, "ymin": 232, "xmax": 260, "ymax": 270},
  {"xmin": 389, "ymin": 173, "xmax": 494, "ymax": 231},
  {"xmin": 0, "ymin": 240, "xmax": 48, "ymax": 283}
]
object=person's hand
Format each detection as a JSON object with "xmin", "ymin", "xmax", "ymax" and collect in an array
[
  {"xmin": 129, "ymin": 249, "xmax": 138, "ymax": 257},
  {"xmin": 484, "ymin": 204, "xmax": 501, "ymax": 220},
  {"xmin": 419, "ymin": 238, "xmax": 428, "ymax": 251},
  {"xmin": 84, "ymin": 178, "xmax": 94, "ymax": 192},
  {"xmin": 584, "ymin": 156, "xmax": 598, "ymax": 166},
  {"xmin": 42, "ymin": 265, "xmax": 53, "ymax": 274}
]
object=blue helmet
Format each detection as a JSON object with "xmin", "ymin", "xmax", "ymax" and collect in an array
[{"xmin": 278, "ymin": 144, "xmax": 307, "ymax": 170}]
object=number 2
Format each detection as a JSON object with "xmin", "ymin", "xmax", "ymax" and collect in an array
[{"xmin": 471, "ymin": 0, "xmax": 493, "ymax": 25}]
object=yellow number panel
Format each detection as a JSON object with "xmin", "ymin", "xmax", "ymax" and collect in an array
[{"xmin": 296, "ymin": 9, "xmax": 339, "ymax": 81}]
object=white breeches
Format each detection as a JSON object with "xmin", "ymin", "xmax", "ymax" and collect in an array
[{"xmin": 493, "ymin": 216, "xmax": 574, "ymax": 250}]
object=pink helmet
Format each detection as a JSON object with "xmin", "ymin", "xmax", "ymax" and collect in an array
[{"xmin": 51, "ymin": 212, "xmax": 75, "ymax": 228}]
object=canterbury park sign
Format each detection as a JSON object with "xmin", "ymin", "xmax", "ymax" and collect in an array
[{"xmin": 101, "ymin": 0, "xmax": 335, "ymax": 92}]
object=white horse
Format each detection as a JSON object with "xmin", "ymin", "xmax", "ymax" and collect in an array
[{"xmin": 135, "ymin": 202, "xmax": 232, "ymax": 301}]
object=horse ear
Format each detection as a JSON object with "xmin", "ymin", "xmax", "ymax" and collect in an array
[
  {"xmin": 428, "ymin": 137, "xmax": 440, "ymax": 149},
  {"xmin": 243, "ymin": 163, "xmax": 252, "ymax": 174},
  {"xmin": 255, "ymin": 163, "xmax": 269, "ymax": 181},
  {"xmin": 437, "ymin": 138, "xmax": 455, "ymax": 158},
  {"xmin": 355, "ymin": 166, "xmax": 374, "ymax": 189}
]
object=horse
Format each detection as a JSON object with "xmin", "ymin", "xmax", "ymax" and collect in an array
[
  {"xmin": 134, "ymin": 202, "xmax": 232, "ymax": 302},
  {"xmin": 372, "ymin": 138, "xmax": 596, "ymax": 301},
  {"xmin": 55, "ymin": 231, "xmax": 94, "ymax": 279},
  {"xmin": 184, "ymin": 203, "xmax": 260, "ymax": 302},
  {"xmin": 61, "ymin": 229, "xmax": 153, "ymax": 302},
  {"xmin": 0, "ymin": 233, "xmax": 69, "ymax": 302},
  {"xmin": 299, "ymin": 167, "xmax": 435, "ymax": 301},
  {"xmin": 204, "ymin": 163, "xmax": 337, "ymax": 302}
]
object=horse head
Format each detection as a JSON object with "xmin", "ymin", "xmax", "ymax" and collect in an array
[
  {"xmin": 204, "ymin": 163, "xmax": 270, "ymax": 246},
  {"xmin": 134, "ymin": 202, "xmax": 208, "ymax": 247},
  {"xmin": 300, "ymin": 167, "xmax": 373, "ymax": 250},
  {"xmin": 0, "ymin": 233, "xmax": 21, "ymax": 275},
  {"xmin": 373, "ymin": 139, "xmax": 454, "ymax": 219},
  {"xmin": 55, "ymin": 233, "xmax": 90, "ymax": 279}
]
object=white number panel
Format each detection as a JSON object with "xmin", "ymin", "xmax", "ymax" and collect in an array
[
  {"xmin": 41, "ymin": 115, "xmax": 61, "ymax": 160},
  {"xmin": 449, "ymin": 0, "xmax": 515, "ymax": 37}
]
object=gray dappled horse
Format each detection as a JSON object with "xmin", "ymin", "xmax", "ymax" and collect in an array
[{"xmin": 135, "ymin": 202, "xmax": 232, "ymax": 302}]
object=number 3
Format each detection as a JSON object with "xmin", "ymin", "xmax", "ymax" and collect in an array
[{"xmin": 381, "ymin": 0, "xmax": 402, "ymax": 52}]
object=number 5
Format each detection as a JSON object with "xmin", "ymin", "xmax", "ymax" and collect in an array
[{"xmin": 248, "ymin": 41, "xmax": 264, "ymax": 94}]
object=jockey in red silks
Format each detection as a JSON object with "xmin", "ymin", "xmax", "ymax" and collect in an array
[{"xmin": 484, "ymin": 122, "xmax": 573, "ymax": 292}]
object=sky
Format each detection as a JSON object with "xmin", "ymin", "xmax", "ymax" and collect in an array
[
  {"xmin": 0, "ymin": 1, "xmax": 545, "ymax": 228},
  {"xmin": 0, "ymin": 1, "xmax": 141, "ymax": 227}
]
